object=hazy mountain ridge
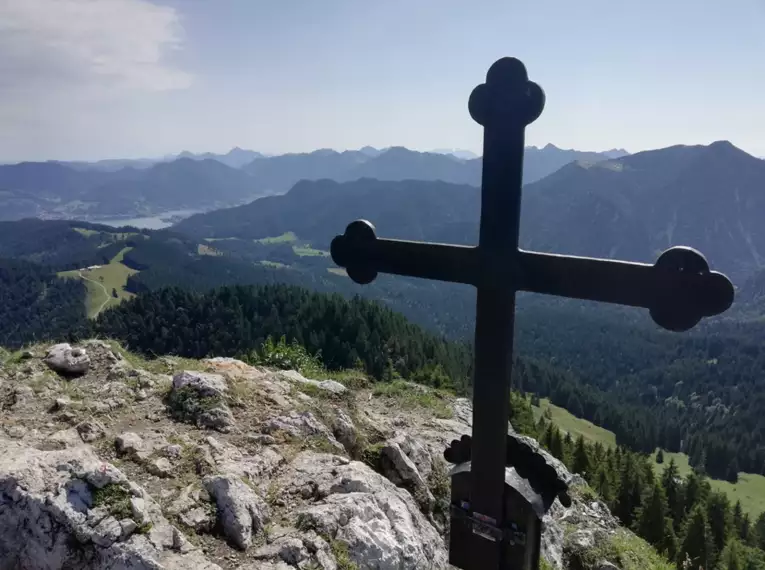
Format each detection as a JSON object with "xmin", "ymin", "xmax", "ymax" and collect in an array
[
  {"xmin": 0, "ymin": 144, "xmax": 619, "ymax": 222},
  {"xmin": 177, "ymin": 140, "xmax": 765, "ymax": 285}
]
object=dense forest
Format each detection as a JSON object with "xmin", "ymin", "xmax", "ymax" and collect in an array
[
  {"xmin": 0, "ymin": 258, "xmax": 86, "ymax": 348},
  {"xmin": 509, "ymin": 398, "xmax": 765, "ymax": 570},
  {"xmin": 0, "ymin": 219, "xmax": 142, "ymax": 271},
  {"xmin": 93, "ymin": 284, "xmax": 475, "ymax": 386}
]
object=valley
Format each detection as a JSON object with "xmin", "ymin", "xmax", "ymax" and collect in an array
[
  {"xmin": 58, "ymin": 246, "xmax": 138, "ymax": 318},
  {"xmin": 3, "ymin": 139, "xmax": 765, "ymax": 570}
]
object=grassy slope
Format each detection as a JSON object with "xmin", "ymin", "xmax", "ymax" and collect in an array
[
  {"xmin": 532, "ymin": 398, "xmax": 617, "ymax": 447},
  {"xmin": 255, "ymin": 231, "xmax": 297, "ymax": 244},
  {"xmin": 58, "ymin": 247, "xmax": 137, "ymax": 318},
  {"xmin": 532, "ymin": 398, "xmax": 765, "ymax": 518},
  {"xmin": 293, "ymin": 245, "xmax": 329, "ymax": 257},
  {"xmin": 650, "ymin": 449, "xmax": 765, "ymax": 519}
]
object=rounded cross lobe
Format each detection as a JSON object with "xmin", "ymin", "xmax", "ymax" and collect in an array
[
  {"xmin": 649, "ymin": 246, "xmax": 735, "ymax": 332},
  {"xmin": 330, "ymin": 220, "xmax": 379, "ymax": 285},
  {"xmin": 468, "ymin": 57, "xmax": 545, "ymax": 128}
]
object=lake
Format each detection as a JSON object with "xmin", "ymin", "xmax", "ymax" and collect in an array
[{"xmin": 95, "ymin": 209, "xmax": 200, "ymax": 230}]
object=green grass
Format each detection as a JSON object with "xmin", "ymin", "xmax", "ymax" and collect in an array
[
  {"xmin": 532, "ymin": 398, "xmax": 616, "ymax": 448},
  {"xmin": 651, "ymin": 449, "xmax": 765, "ymax": 519},
  {"xmin": 72, "ymin": 227, "xmax": 99, "ymax": 237},
  {"xmin": 371, "ymin": 380, "xmax": 453, "ymax": 419},
  {"xmin": 59, "ymin": 247, "xmax": 137, "ymax": 318},
  {"xmin": 254, "ymin": 231, "xmax": 297, "ymax": 244},
  {"xmin": 327, "ymin": 267, "xmax": 348, "ymax": 277},
  {"xmin": 91, "ymin": 483, "xmax": 132, "ymax": 520},
  {"xmin": 570, "ymin": 529, "xmax": 674, "ymax": 570},
  {"xmin": 204, "ymin": 237, "xmax": 241, "ymax": 242},
  {"xmin": 259, "ymin": 261, "xmax": 289, "ymax": 268},
  {"xmin": 293, "ymin": 245, "xmax": 329, "ymax": 257},
  {"xmin": 197, "ymin": 243, "xmax": 222, "ymax": 256}
]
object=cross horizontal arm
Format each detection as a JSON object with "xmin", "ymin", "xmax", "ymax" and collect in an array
[
  {"xmin": 330, "ymin": 220, "xmax": 478, "ymax": 285},
  {"xmin": 515, "ymin": 247, "xmax": 735, "ymax": 331}
]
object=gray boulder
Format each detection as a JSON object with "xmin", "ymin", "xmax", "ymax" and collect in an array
[
  {"xmin": 380, "ymin": 441, "xmax": 435, "ymax": 513},
  {"xmin": 204, "ymin": 474, "xmax": 269, "ymax": 550},
  {"xmin": 168, "ymin": 371, "xmax": 234, "ymax": 432},
  {"xmin": 285, "ymin": 452, "xmax": 447, "ymax": 570},
  {"xmin": 0, "ymin": 436, "xmax": 221, "ymax": 569},
  {"xmin": 261, "ymin": 411, "xmax": 343, "ymax": 451},
  {"xmin": 44, "ymin": 343, "xmax": 90, "ymax": 376},
  {"xmin": 279, "ymin": 370, "xmax": 347, "ymax": 395}
]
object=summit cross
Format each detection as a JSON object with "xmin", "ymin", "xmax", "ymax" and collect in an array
[{"xmin": 330, "ymin": 56, "xmax": 734, "ymax": 570}]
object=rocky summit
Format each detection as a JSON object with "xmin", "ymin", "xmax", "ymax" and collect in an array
[{"xmin": 0, "ymin": 341, "xmax": 660, "ymax": 570}]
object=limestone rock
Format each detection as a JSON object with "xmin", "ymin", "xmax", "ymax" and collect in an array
[
  {"xmin": 247, "ymin": 433, "xmax": 276, "ymax": 446},
  {"xmin": 0, "ymin": 436, "xmax": 221, "ymax": 569},
  {"xmin": 203, "ymin": 436, "xmax": 284, "ymax": 489},
  {"xmin": 169, "ymin": 370, "xmax": 234, "ymax": 432},
  {"xmin": 261, "ymin": 411, "xmax": 343, "ymax": 451},
  {"xmin": 279, "ymin": 369, "xmax": 346, "ymax": 395},
  {"xmin": 115, "ymin": 431, "xmax": 145, "ymax": 458},
  {"xmin": 44, "ymin": 343, "xmax": 91, "ymax": 376},
  {"xmin": 75, "ymin": 420, "xmax": 105, "ymax": 443},
  {"xmin": 285, "ymin": 452, "xmax": 447, "ymax": 569},
  {"xmin": 172, "ymin": 370, "xmax": 228, "ymax": 397},
  {"xmin": 204, "ymin": 474, "xmax": 269, "ymax": 550},
  {"xmin": 148, "ymin": 457, "xmax": 174, "ymax": 478},
  {"xmin": 331, "ymin": 409, "xmax": 359, "ymax": 453},
  {"xmin": 47, "ymin": 427, "xmax": 83, "ymax": 449},
  {"xmin": 253, "ymin": 536, "xmax": 309, "ymax": 565},
  {"xmin": 380, "ymin": 441, "xmax": 435, "ymax": 513}
]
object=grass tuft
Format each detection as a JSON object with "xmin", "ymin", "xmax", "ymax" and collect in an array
[{"xmin": 371, "ymin": 380, "xmax": 453, "ymax": 419}]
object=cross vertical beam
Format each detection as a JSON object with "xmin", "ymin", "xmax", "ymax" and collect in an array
[{"xmin": 467, "ymin": 57, "xmax": 544, "ymax": 568}]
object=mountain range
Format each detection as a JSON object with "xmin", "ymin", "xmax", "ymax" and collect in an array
[
  {"xmin": 176, "ymin": 140, "xmax": 765, "ymax": 285},
  {"xmin": 0, "ymin": 144, "xmax": 622, "ymax": 222}
]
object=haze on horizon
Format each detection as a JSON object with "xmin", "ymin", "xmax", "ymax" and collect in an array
[{"xmin": 1, "ymin": 0, "xmax": 764, "ymax": 163}]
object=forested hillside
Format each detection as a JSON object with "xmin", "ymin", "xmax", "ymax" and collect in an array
[
  {"xmin": 93, "ymin": 284, "xmax": 474, "ymax": 388},
  {"xmin": 527, "ymin": 406, "xmax": 765, "ymax": 570},
  {"xmin": 0, "ymin": 259, "xmax": 86, "ymax": 347}
]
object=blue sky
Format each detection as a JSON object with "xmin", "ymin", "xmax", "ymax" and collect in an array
[{"xmin": 1, "ymin": 0, "xmax": 763, "ymax": 161}]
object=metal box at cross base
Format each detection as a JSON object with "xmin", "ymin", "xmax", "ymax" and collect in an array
[{"xmin": 449, "ymin": 463, "xmax": 544, "ymax": 570}]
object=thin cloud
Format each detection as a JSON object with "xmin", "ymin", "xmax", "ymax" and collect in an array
[{"xmin": 0, "ymin": 0, "xmax": 192, "ymax": 95}]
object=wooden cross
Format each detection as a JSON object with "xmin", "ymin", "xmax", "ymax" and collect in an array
[{"xmin": 330, "ymin": 57, "xmax": 734, "ymax": 570}]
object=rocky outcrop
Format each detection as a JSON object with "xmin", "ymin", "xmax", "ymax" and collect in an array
[
  {"xmin": 44, "ymin": 343, "xmax": 91, "ymax": 376},
  {"xmin": 204, "ymin": 474, "xmax": 269, "ymax": 550},
  {"xmin": 285, "ymin": 452, "xmax": 448, "ymax": 569},
  {"xmin": 261, "ymin": 411, "xmax": 343, "ymax": 451},
  {"xmin": 0, "ymin": 341, "xmax": 656, "ymax": 570},
  {"xmin": 0, "ymin": 437, "xmax": 219, "ymax": 569},
  {"xmin": 167, "ymin": 370, "xmax": 234, "ymax": 432}
]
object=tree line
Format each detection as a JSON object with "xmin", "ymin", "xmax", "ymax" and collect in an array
[{"xmin": 511, "ymin": 397, "xmax": 765, "ymax": 570}]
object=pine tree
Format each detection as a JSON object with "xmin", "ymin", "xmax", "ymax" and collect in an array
[
  {"xmin": 550, "ymin": 428, "xmax": 564, "ymax": 461},
  {"xmin": 615, "ymin": 454, "xmax": 638, "ymax": 526},
  {"xmin": 755, "ymin": 512, "xmax": 765, "ymax": 551},
  {"xmin": 706, "ymin": 490, "xmax": 732, "ymax": 555},
  {"xmin": 636, "ymin": 482, "xmax": 668, "ymax": 548},
  {"xmin": 595, "ymin": 465, "xmax": 613, "ymax": 505},
  {"xmin": 662, "ymin": 458, "xmax": 684, "ymax": 525},
  {"xmin": 717, "ymin": 539, "xmax": 744, "ymax": 570},
  {"xmin": 657, "ymin": 449, "xmax": 665, "ymax": 464},
  {"xmin": 572, "ymin": 435, "xmax": 591, "ymax": 479},
  {"xmin": 679, "ymin": 504, "xmax": 715, "ymax": 570},
  {"xmin": 733, "ymin": 501, "xmax": 745, "ymax": 540},
  {"xmin": 661, "ymin": 518, "xmax": 679, "ymax": 562}
]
